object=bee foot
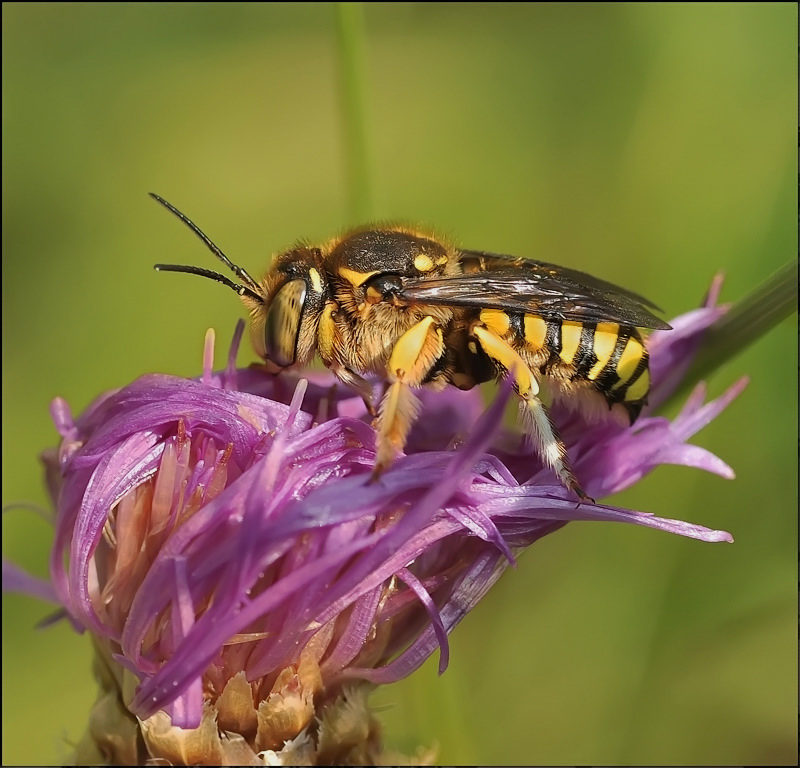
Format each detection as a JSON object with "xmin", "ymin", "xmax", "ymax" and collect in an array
[{"xmin": 571, "ymin": 484, "xmax": 595, "ymax": 506}]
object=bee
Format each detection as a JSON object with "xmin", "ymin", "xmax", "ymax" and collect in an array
[{"xmin": 152, "ymin": 194, "xmax": 670, "ymax": 501}]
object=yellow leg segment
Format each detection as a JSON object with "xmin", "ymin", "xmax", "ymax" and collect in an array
[
  {"xmin": 472, "ymin": 325, "xmax": 591, "ymax": 502},
  {"xmin": 373, "ymin": 316, "xmax": 445, "ymax": 478}
]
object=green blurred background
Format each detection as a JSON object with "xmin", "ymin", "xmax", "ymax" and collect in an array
[{"xmin": 2, "ymin": 3, "xmax": 796, "ymax": 765}]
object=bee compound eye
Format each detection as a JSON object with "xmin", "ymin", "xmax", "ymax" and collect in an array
[{"xmin": 264, "ymin": 279, "xmax": 307, "ymax": 367}]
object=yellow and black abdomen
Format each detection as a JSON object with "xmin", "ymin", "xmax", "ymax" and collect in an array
[
  {"xmin": 477, "ymin": 309, "xmax": 651, "ymax": 424},
  {"xmin": 550, "ymin": 318, "xmax": 650, "ymax": 423}
]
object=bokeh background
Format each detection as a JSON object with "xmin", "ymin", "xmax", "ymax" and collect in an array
[{"xmin": 3, "ymin": 3, "xmax": 796, "ymax": 765}]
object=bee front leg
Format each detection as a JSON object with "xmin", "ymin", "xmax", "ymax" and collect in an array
[
  {"xmin": 329, "ymin": 364, "xmax": 377, "ymax": 416},
  {"xmin": 317, "ymin": 301, "xmax": 378, "ymax": 414},
  {"xmin": 471, "ymin": 325, "xmax": 592, "ymax": 503},
  {"xmin": 373, "ymin": 316, "xmax": 446, "ymax": 479}
]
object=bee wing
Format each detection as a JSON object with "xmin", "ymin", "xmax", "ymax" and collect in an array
[
  {"xmin": 396, "ymin": 250, "xmax": 672, "ymax": 330},
  {"xmin": 459, "ymin": 250, "xmax": 665, "ymax": 311}
]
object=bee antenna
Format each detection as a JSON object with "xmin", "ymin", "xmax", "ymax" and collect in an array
[
  {"xmin": 149, "ymin": 193, "xmax": 262, "ymax": 295},
  {"xmin": 153, "ymin": 263, "xmax": 264, "ymax": 304}
]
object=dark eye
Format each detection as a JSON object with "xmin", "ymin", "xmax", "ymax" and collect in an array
[
  {"xmin": 264, "ymin": 279, "xmax": 306, "ymax": 367},
  {"xmin": 363, "ymin": 273, "xmax": 403, "ymax": 304},
  {"xmin": 282, "ymin": 263, "xmax": 301, "ymax": 278}
]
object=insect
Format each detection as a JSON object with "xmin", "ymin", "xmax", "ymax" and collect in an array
[{"xmin": 152, "ymin": 193, "xmax": 670, "ymax": 501}]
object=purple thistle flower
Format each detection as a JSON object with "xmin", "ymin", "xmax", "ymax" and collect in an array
[{"xmin": 5, "ymin": 282, "xmax": 741, "ymax": 765}]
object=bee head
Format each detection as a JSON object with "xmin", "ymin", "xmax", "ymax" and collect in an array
[
  {"xmin": 250, "ymin": 247, "xmax": 328, "ymax": 368},
  {"xmin": 151, "ymin": 194, "xmax": 328, "ymax": 370}
]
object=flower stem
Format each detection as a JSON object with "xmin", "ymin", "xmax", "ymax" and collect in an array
[
  {"xmin": 667, "ymin": 259, "xmax": 797, "ymax": 405},
  {"xmin": 335, "ymin": 2, "xmax": 372, "ymax": 223}
]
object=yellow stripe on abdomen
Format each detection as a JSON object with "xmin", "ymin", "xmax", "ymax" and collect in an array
[
  {"xmin": 559, "ymin": 321, "xmax": 583, "ymax": 365},
  {"xmin": 479, "ymin": 308, "xmax": 511, "ymax": 337},
  {"xmin": 624, "ymin": 366, "xmax": 650, "ymax": 403},
  {"xmin": 611, "ymin": 335, "xmax": 646, "ymax": 391},
  {"xmin": 523, "ymin": 315, "xmax": 547, "ymax": 351},
  {"xmin": 587, "ymin": 322, "xmax": 620, "ymax": 380}
]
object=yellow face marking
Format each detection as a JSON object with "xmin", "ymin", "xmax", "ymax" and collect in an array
[
  {"xmin": 317, "ymin": 302, "xmax": 337, "ymax": 360},
  {"xmin": 473, "ymin": 325, "xmax": 539, "ymax": 399},
  {"xmin": 559, "ymin": 321, "xmax": 583, "ymax": 366},
  {"xmin": 611, "ymin": 336, "xmax": 645, "ymax": 390},
  {"xmin": 338, "ymin": 267, "xmax": 379, "ymax": 287},
  {"xmin": 523, "ymin": 315, "xmax": 547, "ymax": 350},
  {"xmin": 308, "ymin": 267, "xmax": 323, "ymax": 294},
  {"xmin": 587, "ymin": 322, "xmax": 620, "ymax": 380},
  {"xmin": 435, "ymin": 253, "xmax": 448, "ymax": 266},
  {"xmin": 389, "ymin": 316, "xmax": 436, "ymax": 376},
  {"xmin": 479, "ymin": 308, "xmax": 511, "ymax": 336},
  {"xmin": 625, "ymin": 368, "xmax": 650, "ymax": 402},
  {"xmin": 414, "ymin": 253, "xmax": 435, "ymax": 272}
]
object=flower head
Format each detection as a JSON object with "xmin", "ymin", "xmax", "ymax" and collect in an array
[{"xmin": 6, "ymin": 282, "xmax": 740, "ymax": 765}]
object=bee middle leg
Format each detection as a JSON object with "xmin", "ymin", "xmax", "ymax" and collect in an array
[
  {"xmin": 471, "ymin": 324, "xmax": 592, "ymax": 502},
  {"xmin": 372, "ymin": 315, "xmax": 446, "ymax": 479}
]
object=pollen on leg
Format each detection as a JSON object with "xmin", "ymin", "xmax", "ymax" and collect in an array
[
  {"xmin": 373, "ymin": 316, "xmax": 446, "ymax": 478},
  {"xmin": 372, "ymin": 378, "xmax": 422, "ymax": 480}
]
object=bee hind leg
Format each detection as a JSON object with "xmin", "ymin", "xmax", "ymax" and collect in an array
[
  {"xmin": 471, "ymin": 325, "xmax": 592, "ymax": 503},
  {"xmin": 518, "ymin": 394, "xmax": 594, "ymax": 504},
  {"xmin": 372, "ymin": 316, "xmax": 446, "ymax": 479}
]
